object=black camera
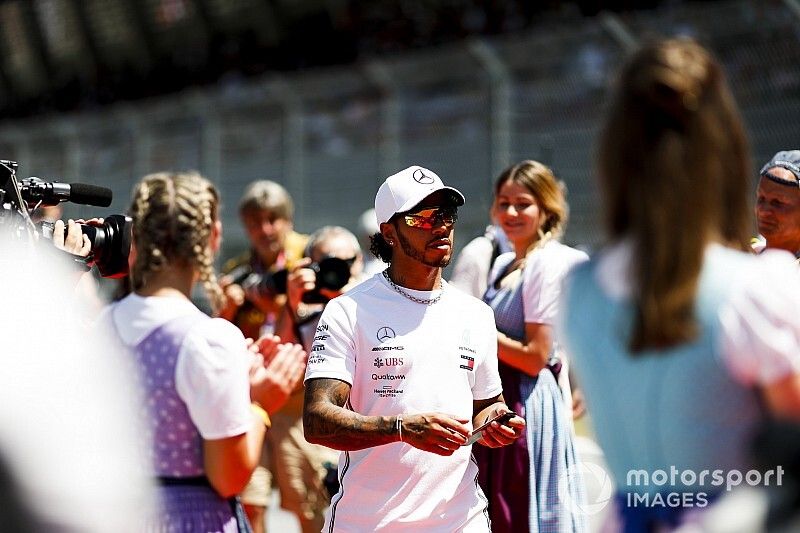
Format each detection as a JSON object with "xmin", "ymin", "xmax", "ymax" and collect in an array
[
  {"xmin": 302, "ymin": 256, "xmax": 353, "ymax": 304},
  {"xmin": 228, "ymin": 264, "xmax": 289, "ymax": 299},
  {"xmin": 40, "ymin": 215, "xmax": 133, "ymax": 278},
  {"xmin": 228, "ymin": 256, "xmax": 352, "ymax": 304},
  {"xmin": 0, "ymin": 159, "xmax": 132, "ymax": 278}
]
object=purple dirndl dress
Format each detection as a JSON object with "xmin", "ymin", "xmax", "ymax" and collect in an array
[
  {"xmin": 474, "ymin": 254, "xmax": 586, "ymax": 533},
  {"xmin": 132, "ymin": 314, "xmax": 242, "ymax": 533}
]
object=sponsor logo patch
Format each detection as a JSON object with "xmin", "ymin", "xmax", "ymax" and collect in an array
[
  {"xmin": 374, "ymin": 385, "xmax": 404, "ymax": 398},
  {"xmin": 374, "ymin": 357, "xmax": 404, "ymax": 368},
  {"xmin": 377, "ymin": 327, "xmax": 396, "ymax": 342}
]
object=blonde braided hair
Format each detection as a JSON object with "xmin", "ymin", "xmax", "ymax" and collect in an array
[{"xmin": 129, "ymin": 171, "xmax": 224, "ymax": 312}]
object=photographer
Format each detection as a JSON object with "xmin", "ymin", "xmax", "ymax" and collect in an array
[
  {"xmin": 219, "ymin": 180, "xmax": 307, "ymax": 340},
  {"xmin": 221, "ymin": 180, "xmax": 308, "ymax": 532},
  {"xmin": 282, "ymin": 225, "xmax": 367, "ymax": 346},
  {"xmin": 246, "ymin": 226, "xmax": 365, "ymax": 533}
]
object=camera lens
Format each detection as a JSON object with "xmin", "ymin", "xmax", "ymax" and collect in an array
[
  {"xmin": 314, "ymin": 257, "xmax": 351, "ymax": 291},
  {"xmin": 80, "ymin": 215, "xmax": 133, "ymax": 278}
]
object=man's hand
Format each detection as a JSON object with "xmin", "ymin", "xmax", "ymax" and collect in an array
[
  {"xmin": 476, "ymin": 405, "xmax": 525, "ymax": 448},
  {"xmin": 249, "ymin": 336, "xmax": 307, "ymax": 414},
  {"xmin": 400, "ymin": 413, "xmax": 470, "ymax": 456},
  {"xmin": 52, "ymin": 219, "xmax": 97, "ymax": 257},
  {"xmin": 286, "ymin": 257, "xmax": 315, "ymax": 312},
  {"xmin": 218, "ymin": 274, "xmax": 245, "ymax": 320}
]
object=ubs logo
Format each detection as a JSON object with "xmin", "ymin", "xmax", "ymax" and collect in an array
[
  {"xmin": 374, "ymin": 357, "xmax": 404, "ymax": 368},
  {"xmin": 412, "ymin": 168, "xmax": 435, "ymax": 184},
  {"xmin": 377, "ymin": 327, "xmax": 396, "ymax": 342}
]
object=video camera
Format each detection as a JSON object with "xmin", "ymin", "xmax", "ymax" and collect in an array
[
  {"xmin": 0, "ymin": 159, "xmax": 132, "ymax": 278},
  {"xmin": 229, "ymin": 256, "xmax": 352, "ymax": 305}
]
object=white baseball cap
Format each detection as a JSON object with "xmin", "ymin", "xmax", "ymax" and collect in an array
[{"xmin": 374, "ymin": 165, "xmax": 465, "ymax": 225}]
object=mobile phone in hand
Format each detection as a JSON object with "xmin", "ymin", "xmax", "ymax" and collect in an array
[{"xmin": 463, "ymin": 411, "xmax": 517, "ymax": 446}]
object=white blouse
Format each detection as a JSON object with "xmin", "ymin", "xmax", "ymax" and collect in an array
[{"xmin": 593, "ymin": 241, "xmax": 800, "ymax": 386}]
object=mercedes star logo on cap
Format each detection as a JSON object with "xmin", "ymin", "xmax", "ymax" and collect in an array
[{"xmin": 412, "ymin": 168, "xmax": 435, "ymax": 184}]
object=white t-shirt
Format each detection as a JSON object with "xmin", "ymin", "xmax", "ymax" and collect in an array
[
  {"xmin": 585, "ymin": 241, "xmax": 800, "ymax": 385},
  {"xmin": 450, "ymin": 235, "xmax": 495, "ymax": 299},
  {"xmin": 450, "ymin": 226, "xmax": 512, "ymax": 299},
  {"xmin": 99, "ymin": 293, "xmax": 253, "ymax": 440},
  {"xmin": 304, "ymin": 274, "xmax": 502, "ymax": 532}
]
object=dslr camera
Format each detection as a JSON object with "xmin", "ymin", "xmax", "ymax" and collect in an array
[
  {"xmin": 229, "ymin": 256, "xmax": 352, "ymax": 305},
  {"xmin": 0, "ymin": 159, "xmax": 132, "ymax": 278},
  {"xmin": 300, "ymin": 256, "xmax": 353, "ymax": 304}
]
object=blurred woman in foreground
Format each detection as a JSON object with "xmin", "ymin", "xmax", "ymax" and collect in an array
[{"xmin": 558, "ymin": 38, "xmax": 800, "ymax": 532}]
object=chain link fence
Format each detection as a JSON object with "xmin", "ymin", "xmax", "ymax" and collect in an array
[{"xmin": 1, "ymin": 0, "xmax": 798, "ymax": 262}]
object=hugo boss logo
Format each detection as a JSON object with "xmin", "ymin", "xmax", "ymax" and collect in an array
[{"xmin": 412, "ymin": 168, "xmax": 435, "ymax": 184}]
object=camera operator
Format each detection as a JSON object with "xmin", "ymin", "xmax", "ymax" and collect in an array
[
  {"xmin": 220, "ymin": 180, "xmax": 308, "ymax": 532},
  {"xmin": 49, "ymin": 217, "xmax": 106, "ymax": 316},
  {"xmin": 258, "ymin": 225, "xmax": 365, "ymax": 533}
]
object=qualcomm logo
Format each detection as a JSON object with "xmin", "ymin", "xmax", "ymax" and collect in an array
[{"xmin": 558, "ymin": 460, "xmax": 614, "ymax": 517}]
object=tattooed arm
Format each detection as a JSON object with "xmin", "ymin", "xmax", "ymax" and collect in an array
[{"xmin": 303, "ymin": 377, "xmax": 472, "ymax": 455}]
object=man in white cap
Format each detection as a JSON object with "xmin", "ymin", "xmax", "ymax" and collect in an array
[
  {"xmin": 303, "ymin": 165, "xmax": 524, "ymax": 531},
  {"xmin": 754, "ymin": 150, "xmax": 800, "ymax": 260}
]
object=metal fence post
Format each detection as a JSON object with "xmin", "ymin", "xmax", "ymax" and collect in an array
[
  {"xmin": 599, "ymin": 12, "xmax": 638, "ymax": 52},
  {"xmin": 467, "ymin": 38, "xmax": 512, "ymax": 179},
  {"xmin": 271, "ymin": 76, "xmax": 305, "ymax": 221},
  {"xmin": 364, "ymin": 60, "xmax": 401, "ymax": 178},
  {"xmin": 189, "ymin": 92, "xmax": 222, "ymax": 184}
]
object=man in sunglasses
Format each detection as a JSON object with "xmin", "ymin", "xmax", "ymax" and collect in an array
[
  {"xmin": 754, "ymin": 150, "xmax": 800, "ymax": 261},
  {"xmin": 303, "ymin": 165, "xmax": 524, "ymax": 531}
]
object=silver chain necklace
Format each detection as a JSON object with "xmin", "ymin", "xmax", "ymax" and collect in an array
[{"xmin": 382, "ymin": 270, "xmax": 443, "ymax": 305}]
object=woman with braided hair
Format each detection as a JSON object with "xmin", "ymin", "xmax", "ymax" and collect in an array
[
  {"xmin": 101, "ymin": 171, "xmax": 306, "ymax": 531},
  {"xmin": 558, "ymin": 38, "xmax": 800, "ymax": 531}
]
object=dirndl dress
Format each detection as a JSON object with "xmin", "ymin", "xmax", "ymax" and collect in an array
[
  {"xmin": 474, "ymin": 254, "xmax": 587, "ymax": 533},
  {"xmin": 121, "ymin": 312, "xmax": 248, "ymax": 533}
]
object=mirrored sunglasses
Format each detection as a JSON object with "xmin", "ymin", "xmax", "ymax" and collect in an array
[{"xmin": 402, "ymin": 207, "xmax": 458, "ymax": 229}]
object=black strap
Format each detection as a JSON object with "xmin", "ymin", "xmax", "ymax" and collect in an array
[{"xmin": 156, "ymin": 476, "xmax": 210, "ymax": 487}]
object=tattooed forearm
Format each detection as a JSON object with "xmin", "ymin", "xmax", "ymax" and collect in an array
[{"xmin": 303, "ymin": 378, "xmax": 399, "ymax": 451}]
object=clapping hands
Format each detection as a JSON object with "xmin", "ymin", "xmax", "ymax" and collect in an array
[{"xmin": 248, "ymin": 334, "xmax": 307, "ymax": 414}]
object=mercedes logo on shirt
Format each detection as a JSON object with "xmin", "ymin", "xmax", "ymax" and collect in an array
[
  {"xmin": 412, "ymin": 169, "xmax": 435, "ymax": 184},
  {"xmin": 377, "ymin": 327, "xmax": 396, "ymax": 342}
]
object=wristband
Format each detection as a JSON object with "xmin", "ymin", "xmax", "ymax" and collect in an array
[
  {"xmin": 396, "ymin": 415, "xmax": 404, "ymax": 442},
  {"xmin": 251, "ymin": 403, "xmax": 271, "ymax": 429}
]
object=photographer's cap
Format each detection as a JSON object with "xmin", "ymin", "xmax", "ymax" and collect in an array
[
  {"xmin": 760, "ymin": 150, "xmax": 800, "ymax": 187},
  {"xmin": 374, "ymin": 165, "xmax": 465, "ymax": 225}
]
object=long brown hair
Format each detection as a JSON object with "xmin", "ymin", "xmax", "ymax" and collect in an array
[
  {"xmin": 128, "ymin": 171, "xmax": 224, "ymax": 311},
  {"xmin": 598, "ymin": 38, "xmax": 751, "ymax": 352}
]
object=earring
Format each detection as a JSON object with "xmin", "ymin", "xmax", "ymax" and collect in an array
[{"xmin": 387, "ymin": 240, "xmax": 394, "ymax": 245}]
